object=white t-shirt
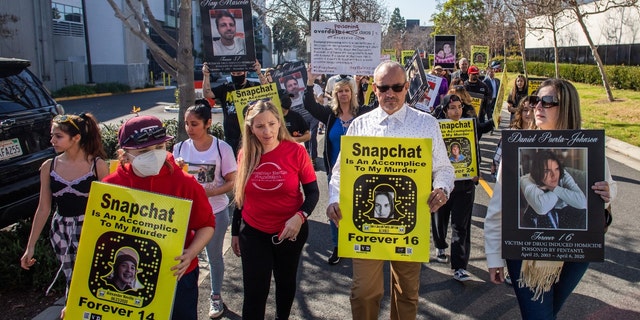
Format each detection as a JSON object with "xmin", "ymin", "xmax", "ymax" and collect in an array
[
  {"xmin": 173, "ymin": 137, "xmax": 237, "ymax": 212},
  {"xmin": 212, "ymin": 38, "xmax": 246, "ymax": 56}
]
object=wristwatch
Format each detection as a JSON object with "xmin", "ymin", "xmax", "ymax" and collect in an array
[{"xmin": 439, "ymin": 188, "xmax": 449, "ymax": 199}]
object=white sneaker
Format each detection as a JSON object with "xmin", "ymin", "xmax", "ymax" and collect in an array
[
  {"xmin": 436, "ymin": 249, "xmax": 448, "ymax": 263},
  {"xmin": 453, "ymin": 268, "xmax": 471, "ymax": 282},
  {"xmin": 209, "ymin": 297, "xmax": 225, "ymax": 318}
]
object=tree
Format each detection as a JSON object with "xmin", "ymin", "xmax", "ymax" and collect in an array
[
  {"xmin": 561, "ymin": 0, "xmax": 639, "ymax": 102},
  {"xmin": 388, "ymin": 8, "xmax": 405, "ymax": 33},
  {"xmin": 431, "ymin": 0, "xmax": 487, "ymax": 59},
  {"xmin": 272, "ymin": 14, "xmax": 303, "ymax": 64},
  {"xmin": 106, "ymin": 0, "xmax": 194, "ymax": 140}
]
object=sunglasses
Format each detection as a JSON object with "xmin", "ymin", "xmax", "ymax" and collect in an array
[
  {"xmin": 454, "ymin": 85, "xmax": 465, "ymax": 90},
  {"xmin": 53, "ymin": 115, "xmax": 80, "ymax": 131},
  {"xmin": 374, "ymin": 82, "xmax": 406, "ymax": 93},
  {"xmin": 528, "ymin": 95, "xmax": 559, "ymax": 108},
  {"xmin": 122, "ymin": 127, "xmax": 167, "ymax": 146}
]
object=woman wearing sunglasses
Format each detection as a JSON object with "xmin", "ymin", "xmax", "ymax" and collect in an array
[
  {"xmin": 231, "ymin": 100, "xmax": 319, "ymax": 319},
  {"xmin": 304, "ymin": 66, "xmax": 376, "ymax": 265},
  {"xmin": 21, "ymin": 113, "xmax": 108, "ymax": 317},
  {"xmin": 103, "ymin": 115, "xmax": 215, "ymax": 320},
  {"xmin": 485, "ymin": 79, "xmax": 617, "ymax": 319}
]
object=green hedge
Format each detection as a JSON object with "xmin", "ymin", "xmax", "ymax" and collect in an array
[
  {"xmin": 504, "ymin": 59, "xmax": 640, "ymax": 91},
  {"xmin": 52, "ymin": 82, "xmax": 132, "ymax": 98}
]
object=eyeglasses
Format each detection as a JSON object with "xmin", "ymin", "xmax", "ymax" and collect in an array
[
  {"xmin": 122, "ymin": 127, "xmax": 167, "ymax": 146},
  {"xmin": 53, "ymin": 115, "xmax": 80, "ymax": 131},
  {"xmin": 338, "ymin": 76, "xmax": 353, "ymax": 83},
  {"xmin": 529, "ymin": 95, "xmax": 559, "ymax": 109},
  {"xmin": 454, "ymin": 85, "xmax": 465, "ymax": 90},
  {"xmin": 374, "ymin": 82, "xmax": 406, "ymax": 93}
]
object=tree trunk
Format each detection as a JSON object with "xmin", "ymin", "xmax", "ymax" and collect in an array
[
  {"xmin": 572, "ymin": 6, "xmax": 615, "ymax": 101},
  {"xmin": 552, "ymin": 16, "xmax": 560, "ymax": 78},
  {"xmin": 176, "ymin": 0, "xmax": 195, "ymax": 142}
]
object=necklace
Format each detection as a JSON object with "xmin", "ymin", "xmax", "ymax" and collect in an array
[{"xmin": 339, "ymin": 117, "xmax": 353, "ymax": 134}]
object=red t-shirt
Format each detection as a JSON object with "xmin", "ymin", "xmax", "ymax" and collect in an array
[
  {"xmin": 102, "ymin": 153, "xmax": 215, "ymax": 274},
  {"xmin": 241, "ymin": 140, "xmax": 316, "ymax": 234}
]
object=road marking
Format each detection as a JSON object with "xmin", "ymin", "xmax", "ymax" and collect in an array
[{"xmin": 478, "ymin": 176, "xmax": 493, "ymax": 198}]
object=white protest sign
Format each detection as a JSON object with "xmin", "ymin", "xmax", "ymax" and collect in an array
[{"xmin": 311, "ymin": 21, "xmax": 381, "ymax": 75}]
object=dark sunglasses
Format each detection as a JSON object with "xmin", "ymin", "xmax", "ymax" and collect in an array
[
  {"xmin": 454, "ymin": 85, "xmax": 465, "ymax": 90},
  {"xmin": 528, "ymin": 95, "xmax": 559, "ymax": 108},
  {"xmin": 122, "ymin": 127, "xmax": 167, "ymax": 146},
  {"xmin": 374, "ymin": 82, "xmax": 406, "ymax": 93},
  {"xmin": 53, "ymin": 115, "xmax": 80, "ymax": 131}
]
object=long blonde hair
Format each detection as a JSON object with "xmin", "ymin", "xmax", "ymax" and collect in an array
[
  {"xmin": 234, "ymin": 100, "xmax": 294, "ymax": 207},
  {"xmin": 330, "ymin": 78, "xmax": 359, "ymax": 116}
]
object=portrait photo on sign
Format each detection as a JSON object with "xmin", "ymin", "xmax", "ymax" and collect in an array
[
  {"xmin": 518, "ymin": 148, "xmax": 588, "ymax": 231},
  {"xmin": 434, "ymin": 35, "xmax": 456, "ymax": 68},
  {"xmin": 89, "ymin": 232, "xmax": 161, "ymax": 307},
  {"xmin": 405, "ymin": 53, "xmax": 427, "ymax": 107},
  {"xmin": 210, "ymin": 9, "xmax": 246, "ymax": 56},
  {"xmin": 353, "ymin": 174, "xmax": 417, "ymax": 231}
]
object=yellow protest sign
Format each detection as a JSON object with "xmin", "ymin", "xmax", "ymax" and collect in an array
[
  {"xmin": 338, "ymin": 136, "xmax": 433, "ymax": 262},
  {"xmin": 468, "ymin": 92, "xmax": 483, "ymax": 117},
  {"xmin": 401, "ymin": 50, "xmax": 415, "ymax": 67},
  {"xmin": 439, "ymin": 119, "xmax": 479, "ymax": 179},
  {"xmin": 382, "ymin": 48, "xmax": 397, "ymax": 62},
  {"xmin": 493, "ymin": 65, "xmax": 507, "ymax": 127},
  {"xmin": 428, "ymin": 54, "xmax": 435, "ymax": 70},
  {"xmin": 470, "ymin": 45, "xmax": 490, "ymax": 69},
  {"xmin": 363, "ymin": 77, "xmax": 375, "ymax": 106},
  {"xmin": 66, "ymin": 182, "xmax": 192, "ymax": 320},
  {"xmin": 528, "ymin": 77, "xmax": 547, "ymax": 96},
  {"xmin": 232, "ymin": 83, "xmax": 283, "ymax": 132}
]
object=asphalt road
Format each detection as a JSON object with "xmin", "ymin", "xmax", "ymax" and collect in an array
[{"xmin": 46, "ymin": 90, "xmax": 640, "ymax": 319}]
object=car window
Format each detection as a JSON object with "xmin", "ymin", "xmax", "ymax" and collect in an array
[{"xmin": 0, "ymin": 70, "xmax": 54, "ymax": 110}]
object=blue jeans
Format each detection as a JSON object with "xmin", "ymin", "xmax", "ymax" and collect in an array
[
  {"xmin": 171, "ymin": 267, "xmax": 198, "ymax": 320},
  {"xmin": 506, "ymin": 259, "xmax": 589, "ymax": 320},
  {"xmin": 206, "ymin": 206, "xmax": 230, "ymax": 297}
]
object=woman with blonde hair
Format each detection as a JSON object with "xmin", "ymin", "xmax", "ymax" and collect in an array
[
  {"xmin": 231, "ymin": 100, "xmax": 319, "ymax": 319},
  {"xmin": 304, "ymin": 67, "xmax": 375, "ymax": 264}
]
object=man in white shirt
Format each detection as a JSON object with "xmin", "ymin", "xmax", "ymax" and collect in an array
[
  {"xmin": 326, "ymin": 61, "xmax": 455, "ymax": 319},
  {"xmin": 212, "ymin": 10, "xmax": 246, "ymax": 56}
]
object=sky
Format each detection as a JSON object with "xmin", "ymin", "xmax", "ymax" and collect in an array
[{"xmin": 386, "ymin": 0, "xmax": 439, "ymax": 26}]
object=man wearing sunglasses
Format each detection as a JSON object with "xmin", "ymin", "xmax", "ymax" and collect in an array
[{"xmin": 326, "ymin": 61, "xmax": 455, "ymax": 319}]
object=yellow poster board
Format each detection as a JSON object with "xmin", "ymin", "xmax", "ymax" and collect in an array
[
  {"xmin": 439, "ymin": 119, "xmax": 478, "ymax": 180},
  {"xmin": 493, "ymin": 65, "xmax": 507, "ymax": 127},
  {"xmin": 382, "ymin": 48, "xmax": 397, "ymax": 62},
  {"xmin": 231, "ymin": 83, "xmax": 283, "ymax": 132},
  {"xmin": 338, "ymin": 136, "xmax": 433, "ymax": 262},
  {"xmin": 66, "ymin": 182, "xmax": 192, "ymax": 320},
  {"xmin": 428, "ymin": 54, "xmax": 435, "ymax": 70},
  {"xmin": 401, "ymin": 50, "xmax": 415, "ymax": 67},
  {"xmin": 470, "ymin": 45, "xmax": 490, "ymax": 69},
  {"xmin": 468, "ymin": 92, "xmax": 483, "ymax": 117},
  {"xmin": 363, "ymin": 77, "xmax": 375, "ymax": 106},
  {"xmin": 528, "ymin": 77, "xmax": 547, "ymax": 96}
]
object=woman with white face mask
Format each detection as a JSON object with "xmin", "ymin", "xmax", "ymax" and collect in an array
[{"xmin": 103, "ymin": 115, "xmax": 215, "ymax": 320}]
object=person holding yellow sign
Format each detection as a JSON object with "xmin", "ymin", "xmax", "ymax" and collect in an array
[
  {"xmin": 327, "ymin": 61, "xmax": 454, "ymax": 319},
  {"xmin": 21, "ymin": 113, "xmax": 108, "ymax": 319},
  {"xmin": 103, "ymin": 115, "xmax": 215, "ymax": 320}
]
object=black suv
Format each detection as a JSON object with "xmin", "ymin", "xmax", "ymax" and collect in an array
[{"xmin": 0, "ymin": 57, "xmax": 63, "ymax": 228}]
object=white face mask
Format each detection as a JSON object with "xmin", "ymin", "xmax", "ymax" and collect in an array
[{"xmin": 130, "ymin": 149, "xmax": 166, "ymax": 177}]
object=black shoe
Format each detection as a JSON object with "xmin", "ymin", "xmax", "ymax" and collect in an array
[{"xmin": 328, "ymin": 247, "xmax": 340, "ymax": 265}]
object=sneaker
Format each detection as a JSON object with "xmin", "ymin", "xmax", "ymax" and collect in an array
[
  {"xmin": 209, "ymin": 297, "xmax": 225, "ymax": 318},
  {"xmin": 436, "ymin": 249, "xmax": 448, "ymax": 263},
  {"xmin": 328, "ymin": 246, "xmax": 340, "ymax": 265},
  {"xmin": 453, "ymin": 268, "xmax": 471, "ymax": 282}
]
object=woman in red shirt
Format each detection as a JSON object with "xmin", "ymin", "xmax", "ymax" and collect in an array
[{"xmin": 231, "ymin": 100, "xmax": 319, "ymax": 319}]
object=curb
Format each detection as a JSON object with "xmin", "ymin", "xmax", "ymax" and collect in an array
[
  {"xmin": 606, "ymin": 136, "xmax": 640, "ymax": 162},
  {"xmin": 55, "ymin": 86, "xmax": 175, "ymax": 102}
]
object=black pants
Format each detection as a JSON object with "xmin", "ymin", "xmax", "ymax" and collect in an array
[
  {"xmin": 431, "ymin": 186, "xmax": 475, "ymax": 270},
  {"xmin": 239, "ymin": 220, "xmax": 308, "ymax": 320}
]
